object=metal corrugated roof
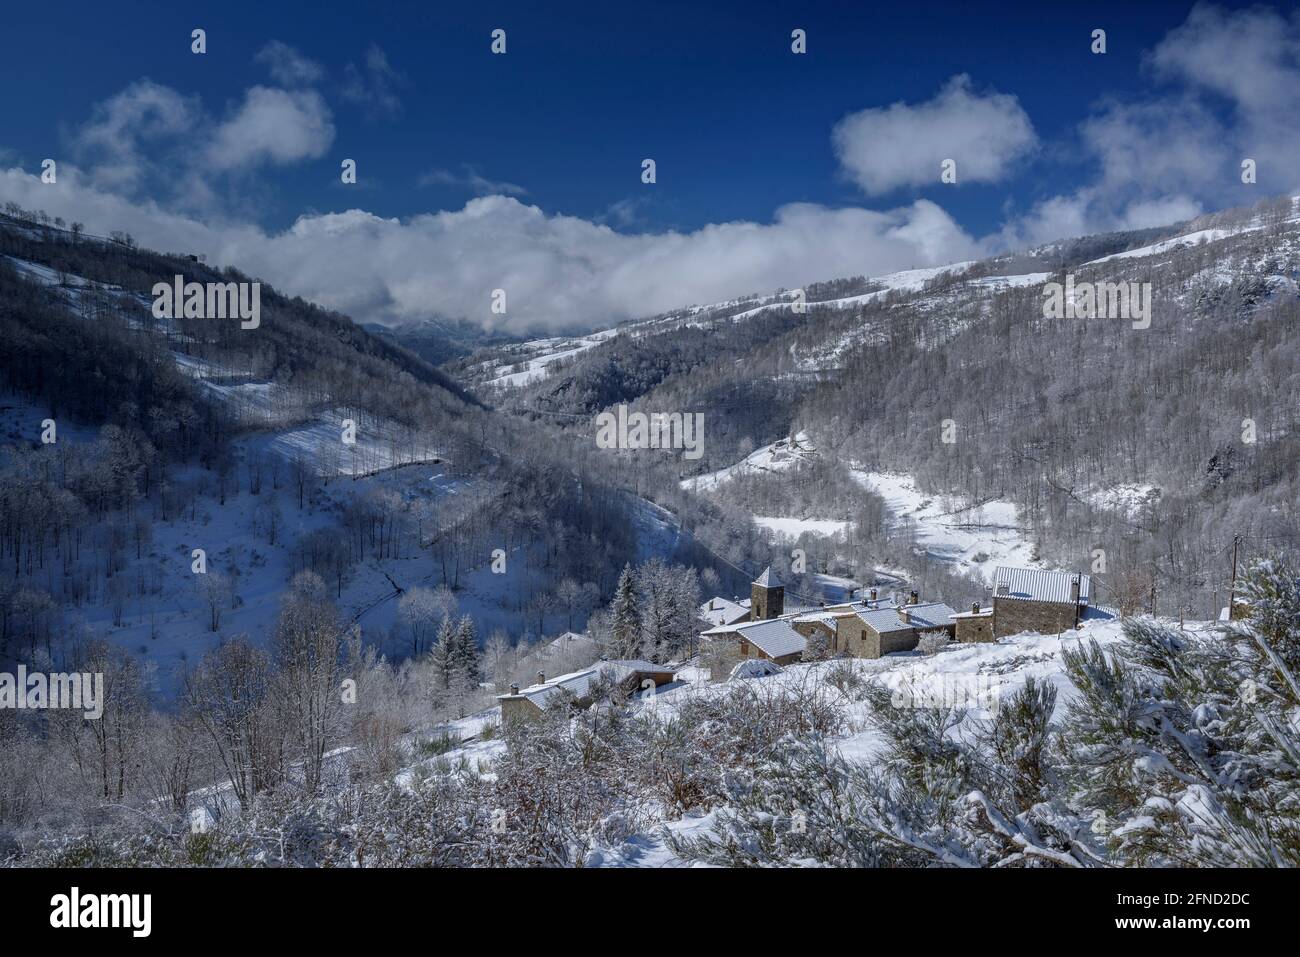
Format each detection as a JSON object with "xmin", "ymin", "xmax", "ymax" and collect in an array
[
  {"xmin": 734, "ymin": 618, "xmax": 806, "ymax": 659},
  {"xmin": 993, "ymin": 567, "xmax": 1090, "ymax": 604}
]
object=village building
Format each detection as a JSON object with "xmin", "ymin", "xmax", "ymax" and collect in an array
[
  {"xmin": 750, "ymin": 565, "xmax": 785, "ymax": 620},
  {"xmin": 829, "ymin": 593, "xmax": 958, "ymax": 657},
  {"xmin": 497, "ymin": 660, "xmax": 677, "ymax": 722},
  {"xmin": 952, "ymin": 603, "xmax": 995, "ymax": 643},
  {"xmin": 699, "ymin": 595, "xmax": 751, "ymax": 628},
  {"xmin": 698, "ymin": 565, "xmax": 1099, "ymax": 665},
  {"xmin": 700, "ymin": 571, "xmax": 958, "ymax": 663},
  {"xmin": 702, "ymin": 615, "xmax": 808, "ymax": 665},
  {"xmin": 990, "ymin": 566, "xmax": 1090, "ymax": 637}
]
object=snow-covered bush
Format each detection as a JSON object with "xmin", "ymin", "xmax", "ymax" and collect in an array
[{"xmin": 916, "ymin": 629, "xmax": 953, "ymax": 655}]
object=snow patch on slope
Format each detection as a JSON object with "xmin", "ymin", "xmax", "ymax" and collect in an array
[
  {"xmin": 850, "ymin": 470, "xmax": 1039, "ymax": 585},
  {"xmin": 681, "ymin": 432, "xmax": 818, "ymax": 492}
]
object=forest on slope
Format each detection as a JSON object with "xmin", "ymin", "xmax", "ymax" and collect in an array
[{"xmin": 453, "ymin": 195, "xmax": 1300, "ymax": 618}]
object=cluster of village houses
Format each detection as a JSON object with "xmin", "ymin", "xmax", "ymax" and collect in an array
[{"xmin": 498, "ymin": 563, "xmax": 1097, "ymax": 721}]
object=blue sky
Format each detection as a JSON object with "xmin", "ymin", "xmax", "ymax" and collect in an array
[{"xmin": 1, "ymin": 1, "xmax": 1297, "ymax": 332}]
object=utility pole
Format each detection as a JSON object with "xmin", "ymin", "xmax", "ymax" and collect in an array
[{"xmin": 1229, "ymin": 534, "xmax": 1241, "ymax": 619}]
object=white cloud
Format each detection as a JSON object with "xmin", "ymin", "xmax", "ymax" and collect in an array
[
  {"xmin": 0, "ymin": 165, "xmax": 980, "ymax": 334},
  {"xmin": 74, "ymin": 80, "xmax": 199, "ymax": 192},
  {"xmin": 255, "ymin": 41, "xmax": 326, "ymax": 87},
  {"xmin": 833, "ymin": 74, "xmax": 1037, "ymax": 195},
  {"xmin": 1002, "ymin": 4, "xmax": 1300, "ymax": 247},
  {"xmin": 206, "ymin": 87, "xmax": 335, "ymax": 171},
  {"xmin": 417, "ymin": 165, "xmax": 527, "ymax": 196},
  {"xmin": 21, "ymin": 5, "xmax": 1300, "ymax": 338},
  {"xmin": 341, "ymin": 44, "xmax": 404, "ymax": 119},
  {"xmin": 1149, "ymin": 3, "xmax": 1300, "ymax": 115}
]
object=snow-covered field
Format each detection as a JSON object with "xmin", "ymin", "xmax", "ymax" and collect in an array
[
  {"xmin": 849, "ymin": 470, "xmax": 1039, "ymax": 585},
  {"xmin": 753, "ymin": 515, "xmax": 851, "ymax": 541}
]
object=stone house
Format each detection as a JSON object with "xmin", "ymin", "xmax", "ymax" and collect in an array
[
  {"xmin": 702, "ymin": 616, "xmax": 807, "ymax": 665},
  {"xmin": 990, "ymin": 567, "xmax": 1090, "ymax": 638},
  {"xmin": 952, "ymin": 603, "xmax": 995, "ymax": 643},
  {"xmin": 497, "ymin": 661, "xmax": 677, "ymax": 722},
  {"xmin": 834, "ymin": 596, "xmax": 958, "ymax": 658}
]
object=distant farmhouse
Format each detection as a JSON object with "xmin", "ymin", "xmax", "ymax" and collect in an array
[{"xmin": 698, "ymin": 564, "xmax": 1097, "ymax": 665}]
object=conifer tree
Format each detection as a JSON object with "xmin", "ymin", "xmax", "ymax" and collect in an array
[{"xmin": 610, "ymin": 564, "xmax": 641, "ymax": 659}]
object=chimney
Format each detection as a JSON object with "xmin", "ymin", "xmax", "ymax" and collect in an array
[
  {"xmin": 509, "ymin": 683, "xmax": 520, "ymax": 695},
  {"xmin": 537, "ymin": 671, "xmax": 545, "ymax": 685},
  {"xmin": 909, "ymin": 590, "xmax": 919, "ymax": 605},
  {"xmin": 708, "ymin": 599, "xmax": 715, "ymax": 610},
  {"xmin": 869, "ymin": 588, "xmax": 878, "ymax": 603},
  {"xmin": 1070, "ymin": 576, "xmax": 1081, "ymax": 603},
  {"xmin": 996, "ymin": 581, "xmax": 1009, "ymax": 596},
  {"xmin": 971, "ymin": 601, "xmax": 981, "ymax": 615},
  {"xmin": 899, "ymin": 606, "xmax": 911, "ymax": 624}
]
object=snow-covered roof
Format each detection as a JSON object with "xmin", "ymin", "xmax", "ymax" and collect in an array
[
  {"xmin": 599, "ymin": 659, "xmax": 676, "ymax": 674},
  {"xmin": 753, "ymin": 565, "xmax": 783, "ymax": 588},
  {"xmin": 730, "ymin": 658, "xmax": 783, "ymax": 680},
  {"xmin": 498, "ymin": 667, "xmax": 598, "ymax": 708},
  {"xmin": 993, "ymin": 567, "xmax": 1091, "ymax": 605},
  {"xmin": 793, "ymin": 611, "xmax": 838, "ymax": 628},
  {"xmin": 855, "ymin": 606, "xmax": 918, "ymax": 634},
  {"xmin": 904, "ymin": 602, "xmax": 959, "ymax": 630},
  {"xmin": 699, "ymin": 596, "xmax": 751, "ymax": 626},
  {"xmin": 734, "ymin": 618, "xmax": 806, "ymax": 659},
  {"xmin": 951, "ymin": 607, "xmax": 993, "ymax": 619}
]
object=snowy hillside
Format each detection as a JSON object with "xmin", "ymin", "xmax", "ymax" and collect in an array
[{"xmin": 395, "ymin": 613, "xmax": 1136, "ymax": 867}]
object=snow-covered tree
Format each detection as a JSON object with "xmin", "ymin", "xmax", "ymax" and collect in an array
[{"xmin": 608, "ymin": 564, "xmax": 640, "ymax": 659}]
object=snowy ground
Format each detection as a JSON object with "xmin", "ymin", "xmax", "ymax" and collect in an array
[
  {"xmin": 753, "ymin": 516, "xmax": 851, "ymax": 541},
  {"xmin": 849, "ymin": 470, "xmax": 1039, "ymax": 585},
  {"xmin": 1083, "ymin": 482, "xmax": 1161, "ymax": 519}
]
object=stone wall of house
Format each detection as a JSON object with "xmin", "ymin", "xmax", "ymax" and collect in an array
[
  {"xmin": 879, "ymin": 628, "xmax": 920, "ymax": 656},
  {"xmin": 792, "ymin": 619, "xmax": 833, "ymax": 655},
  {"xmin": 500, "ymin": 697, "xmax": 542, "ymax": 723},
  {"xmin": 956, "ymin": 614, "xmax": 994, "ymax": 643},
  {"xmin": 835, "ymin": 617, "xmax": 871, "ymax": 657},
  {"xmin": 993, "ymin": 598, "xmax": 1079, "ymax": 638},
  {"xmin": 751, "ymin": 584, "xmax": 784, "ymax": 621},
  {"xmin": 833, "ymin": 616, "xmax": 921, "ymax": 658}
]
